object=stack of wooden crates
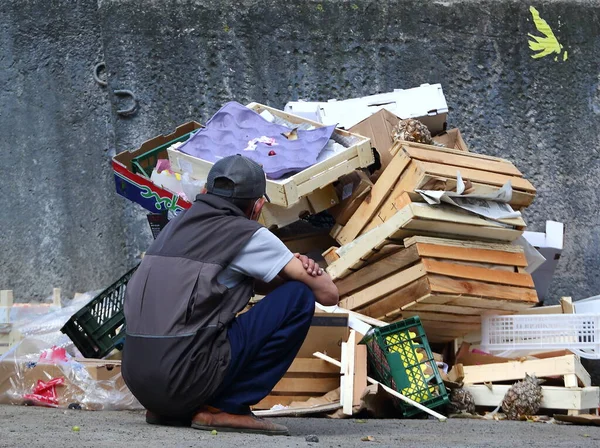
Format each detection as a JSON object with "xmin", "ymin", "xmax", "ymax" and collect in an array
[{"xmin": 324, "ymin": 140, "xmax": 539, "ymax": 342}]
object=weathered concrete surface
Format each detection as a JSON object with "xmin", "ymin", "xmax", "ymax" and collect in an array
[
  {"xmin": 1, "ymin": 406, "xmax": 600, "ymax": 448},
  {"xmin": 0, "ymin": 0, "xmax": 136, "ymax": 300},
  {"xmin": 97, "ymin": 0, "xmax": 600, "ymax": 303},
  {"xmin": 1, "ymin": 1, "xmax": 600, "ymax": 306}
]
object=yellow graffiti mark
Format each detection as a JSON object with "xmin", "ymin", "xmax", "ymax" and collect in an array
[{"xmin": 528, "ymin": 6, "xmax": 567, "ymax": 61}]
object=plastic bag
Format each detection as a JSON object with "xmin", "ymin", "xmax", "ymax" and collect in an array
[{"xmin": 0, "ymin": 339, "xmax": 142, "ymax": 411}]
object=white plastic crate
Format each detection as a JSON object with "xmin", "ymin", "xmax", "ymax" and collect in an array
[{"xmin": 481, "ymin": 314, "xmax": 600, "ymax": 360}]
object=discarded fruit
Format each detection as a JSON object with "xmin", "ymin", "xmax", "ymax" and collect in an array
[
  {"xmin": 268, "ymin": 150, "xmax": 276, "ymax": 156},
  {"xmin": 72, "ymin": 426, "xmax": 80, "ymax": 432}
]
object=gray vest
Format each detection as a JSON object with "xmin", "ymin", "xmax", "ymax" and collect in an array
[{"xmin": 122, "ymin": 194, "xmax": 262, "ymax": 415}]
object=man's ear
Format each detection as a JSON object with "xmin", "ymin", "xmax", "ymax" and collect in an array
[{"xmin": 250, "ymin": 198, "xmax": 265, "ymax": 221}]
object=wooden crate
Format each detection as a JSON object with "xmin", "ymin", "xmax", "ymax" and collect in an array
[
  {"xmin": 334, "ymin": 142, "xmax": 536, "ymax": 245},
  {"xmin": 259, "ymin": 184, "xmax": 339, "ymax": 229},
  {"xmin": 167, "ymin": 103, "xmax": 374, "ymax": 208},
  {"xmin": 432, "ymin": 128, "xmax": 469, "ymax": 152},
  {"xmin": 326, "ymin": 198, "xmax": 527, "ymax": 282},
  {"xmin": 464, "ymin": 385, "xmax": 600, "ymax": 413},
  {"xmin": 462, "ymin": 354, "xmax": 596, "ymax": 415},
  {"xmin": 331, "ymin": 237, "xmax": 538, "ymax": 343},
  {"xmin": 253, "ymin": 358, "xmax": 341, "ymax": 410},
  {"xmin": 462, "ymin": 354, "xmax": 591, "ymax": 387}
]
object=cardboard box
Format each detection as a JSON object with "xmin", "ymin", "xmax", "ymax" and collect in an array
[
  {"xmin": 297, "ymin": 312, "xmax": 349, "ymax": 359},
  {"xmin": 432, "ymin": 128, "xmax": 469, "ymax": 152},
  {"xmin": 329, "ymin": 171, "xmax": 373, "ymax": 226},
  {"xmin": 112, "ymin": 122, "xmax": 201, "ymax": 214},
  {"xmin": 284, "ymin": 83, "xmax": 448, "ymax": 134},
  {"xmin": 349, "ymin": 109, "xmax": 401, "ymax": 174},
  {"xmin": 0, "ymin": 358, "xmax": 132, "ymax": 409},
  {"xmin": 522, "ymin": 221, "xmax": 564, "ymax": 302}
]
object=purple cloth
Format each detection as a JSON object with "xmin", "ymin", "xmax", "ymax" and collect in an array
[{"xmin": 177, "ymin": 102, "xmax": 336, "ymax": 179}]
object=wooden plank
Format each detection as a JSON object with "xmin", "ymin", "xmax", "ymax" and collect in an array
[
  {"xmin": 335, "ymin": 245, "xmax": 420, "ymax": 297},
  {"xmin": 342, "ymin": 331, "xmax": 356, "ymax": 415},
  {"xmin": 402, "ymin": 311, "xmax": 481, "ymax": 324},
  {"xmin": 373, "ymin": 164, "xmax": 425, "ymax": 224},
  {"xmin": 403, "ymin": 141, "xmax": 509, "ymax": 163},
  {"xmin": 463, "ymin": 355, "xmax": 592, "ymax": 386},
  {"xmin": 428, "ymin": 275, "xmax": 539, "ymax": 303},
  {"xmin": 403, "ymin": 218, "xmax": 523, "ymax": 242},
  {"xmin": 465, "ymin": 385, "xmax": 600, "ymax": 410},
  {"xmin": 354, "ymin": 342, "xmax": 368, "ymax": 408},
  {"xmin": 405, "ymin": 235, "xmax": 525, "ymax": 253},
  {"xmin": 327, "ymin": 206, "xmax": 415, "ymax": 279},
  {"xmin": 417, "ymin": 160, "xmax": 536, "ymax": 193},
  {"xmin": 272, "ymin": 377, "xmax": 340, "ymax": 394},
  {"xmin": 339, "ymin": 263, "xmax": 427, "ymax": 310},
  {"xmin": 421, "ymin": 259, "xmax": 535, "ymax": 288},
  {"xmin": 403, "ymin": 302, "xmax": 517, "ymax": 316},
  {"xmin": 561, "ymin": 296, "xmax": 575, "ymax": 315},
  {"xmin": 334, "ymin": 153, "xmax": 412, "ymax": 245},
  {"xmin": 287, "ymin": 359, "xmax": 341, "ymax": 375},
  {"xmin": 419, "ymin": 293, "xmax": 536, "ymax": 312},
  {"xmin": 402, "ymin": 144, "xmax": 523, "ymax": 177},
  {"xmin": 323, "ymin": 246, "xmax": 340, "ymax": 265},
  {"xmin": 359, "ymin": 277, "xmax": 431, "ymax": 319},
  {"xmin": 418, "ymin": 320, "xmax": 482, "ymax": 332},
  {"xmin": 422, "ymin": 176, "xmax": 536, "ymax": 208},
  {"xmin": 414, "ymin": 242, "xmax": 528, "ymax": 267},
  {"xmin": 409, "ymin": 202, "xmax": 526, "ymax": 229}
]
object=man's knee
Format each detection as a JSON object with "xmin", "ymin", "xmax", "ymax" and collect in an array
[{"xmin": 282, "ymin": 281, "xmax": 316, "ymax": 314}]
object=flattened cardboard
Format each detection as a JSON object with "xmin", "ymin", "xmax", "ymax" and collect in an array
[{"xmin": 329, "ymin": 171, "xmax": 373, "ymax": 226}]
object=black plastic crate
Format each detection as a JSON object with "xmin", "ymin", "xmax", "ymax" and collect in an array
[
  {"xmin": 61, "ymin": 265, "xmax": 138, "ymax": 358},
  {"xmin": 360, "ymin": 316, "xmax": 449, "ymax": 417}
]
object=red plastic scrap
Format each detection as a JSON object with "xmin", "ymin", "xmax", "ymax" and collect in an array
[{"xmin": 23, "ymin": 377, "xmax": 66, "ymax": 407}]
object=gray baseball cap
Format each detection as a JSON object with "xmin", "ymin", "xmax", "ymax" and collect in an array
[{"xmin": 206, "ymin": 155, "xmax": 269, "ymax": 201}]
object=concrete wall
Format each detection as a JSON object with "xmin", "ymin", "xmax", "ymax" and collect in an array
[{"xmin": 2, "ymin": 0, "xmax": 600, "ymax": 307}]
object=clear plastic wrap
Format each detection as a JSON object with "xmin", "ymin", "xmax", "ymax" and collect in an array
[
  {"xmin": 6, "ymin": 291, "xmax": 101, "ymax": 357},
  {"xmin": 0, "ymin": 338, "xmax": 142, "ymax": 410}
]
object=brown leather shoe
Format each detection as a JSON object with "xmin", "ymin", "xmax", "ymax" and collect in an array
[
  {"xmin": 192, "ymin": 406, "xmax": 289, "ymax": 436},
  {"xmin": 145, "ymin": 410, "xmax": 191, "ymax": 427}
]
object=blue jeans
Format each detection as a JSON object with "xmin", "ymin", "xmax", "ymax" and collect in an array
[{"xmin": 208, "ymin": 281, "xmax": 315, "ymax": 414}]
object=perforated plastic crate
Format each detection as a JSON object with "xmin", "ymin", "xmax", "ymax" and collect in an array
[
  {"xmin": 61, "ymin": 265, "xmax": 138, "ymax": 358},
  {"xmin": 481, "ymin": 314, "xmax": 600, "ymax": 359},
  {"xmin": 360, "ymin": 316, "xmax": 448, "ymax": 417}
]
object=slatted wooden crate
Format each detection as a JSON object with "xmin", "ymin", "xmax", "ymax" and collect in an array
[
  {"xmin": 167, "ymin": 103, "xmax": 374, "ymax": 208},
  {"xmin": 334, "ymin": 142, "xmax": 536, "ymax": 245},
  {"xmin": 325, "ymin": 195, "xmax": 527, "ymax": 282},
  {"xmin": 330, "ymin": 237, "xmax": 538, "ymax": 343},
  {"xmin": 253, "ymin": 358, "xmax": 341, "ymax": 410}
]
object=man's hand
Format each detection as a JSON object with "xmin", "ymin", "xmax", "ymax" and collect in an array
[{"xmin": 294, "ymin": 253, "xmax": 323, "ymax": 277}]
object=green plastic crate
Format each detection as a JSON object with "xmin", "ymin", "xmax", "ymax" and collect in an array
[
  {"xmin": 361, "ymin": 316, "xmax": 449, "ymax": 417},
  {"xmin": 60, "ymin": 265, "xmax": 138, "ymax": 358},
  {"xmin": 131, "ymin": 130, "xmax": 197, "ymax": 178}
]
